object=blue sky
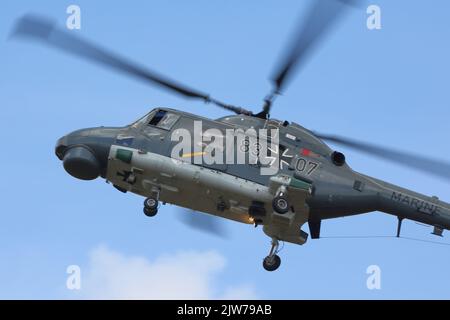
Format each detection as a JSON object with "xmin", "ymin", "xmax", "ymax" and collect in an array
[{"xmin": 1, "ymin": 0, "xmax": 450, "ymax": 299}]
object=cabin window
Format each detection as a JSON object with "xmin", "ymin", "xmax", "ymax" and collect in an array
[{"xmin": 147, "ymin": 110, "xmax": 179, "ymax": 130}]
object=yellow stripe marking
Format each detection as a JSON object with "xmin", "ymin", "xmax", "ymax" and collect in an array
[{"xmin": 181, "ymin": 151, "xmax": 206, "ymax": 158}]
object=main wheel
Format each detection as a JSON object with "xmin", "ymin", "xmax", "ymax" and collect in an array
[
  {"xmin": 144, "ymin": 197, "xmax": 158, "ymax": 210},
  {"xmin": 143, "ymin": 207, "xmax": 158, "ymax": 217},
  {"xmin": 263, "ymin": 254, "xmax": 281, "ymax": 272},
  {"xmin": 272, "ymin": 196, "xmax": 289, "ymax": 214}
]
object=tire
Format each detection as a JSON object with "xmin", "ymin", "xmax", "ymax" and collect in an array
[
  {"xmin": 272, "ymin": 196, "xmax": 289, "ymax": 214},
  {"xmin": 263, "ymin": 254, "xmax": 281, "ymax": 272},
  {"xmin": 144, "ymin": 197, "xmax": 158, "ymax": 210},
  {"xmin": 143, "ymin": 207, "xmax": 157, "ymax": 217}
]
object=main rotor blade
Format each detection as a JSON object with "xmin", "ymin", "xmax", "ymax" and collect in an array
[
  {"xmin": 11, "ymin": 14, "xmax": 252, "ymax": 115},
  {"xmin": 273, "ymin": 0, "xmax": 358, "ymax": 92},
  {"xmin": 262, "ymin": 0, "xmax": 359, "ymax": 116},
  {"xmin": 177, "ymin": 208, "xmax": 229, "ymax": 239},
  {"xmin": 316, "ymin": 133, "xmax": 450, "ymax": 181}
]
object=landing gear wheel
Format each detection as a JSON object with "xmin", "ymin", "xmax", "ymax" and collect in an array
[
  {"xmin": 143, "ymin": 207, "xmax": 158, "ymax": 217},
  {"xmin": 263, "ymin": 254, "xmax": 281, "ymax": 271},
  {"xmin": 263, "ymin": 238, "xmax": 281, "ymax": 271},
  {"xmin": 272, "ymin": 196, "xmax": 289, "ymax": 214},
  {"xmin": 143, "ymin": 197, "xmax": 159, "ymax": 217},
  {"xmin": 144, "ymin": 197, "xmax": 159, "ymax": 210}
]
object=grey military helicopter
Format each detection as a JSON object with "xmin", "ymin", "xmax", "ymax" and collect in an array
[{"xmin": 12, "ymin": 0, "xmax": 450, "ymax": 271}]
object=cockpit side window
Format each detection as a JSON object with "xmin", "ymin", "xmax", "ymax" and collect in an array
[
  {"xmin": 147, "ymin": 110, "xmax": 180, "ymax": 130},
  {"xmin": 130, "ymin": 110, "xmax": 156, "ymax": 128},
  {"xmin": 157, "ymin": 113, "xmax": 180, "ymax": 130},
  {"xmin": 149, "ymin": 110, "xmax": 167, "ymax": 126}
]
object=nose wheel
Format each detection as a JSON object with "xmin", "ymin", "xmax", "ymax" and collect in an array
[
  {"xmin": 263, "ymin": 239, "xmax": 281, "ymax": 271},
  {"xmin": 143, "ymin": 197, "xmax": 159, "ymax": 217}
]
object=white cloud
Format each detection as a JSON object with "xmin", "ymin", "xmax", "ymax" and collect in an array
[{"xmin": 80, "ymin": 245, "xmax": 258, "ymax": 299}]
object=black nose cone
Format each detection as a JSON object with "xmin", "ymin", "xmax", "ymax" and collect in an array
[
  {"xmin": 63, "ymin": 146, "xmax": 101, "ymax": 180},
  {"xmin": 56, "ymin": 127, "xmax": 120, "ymax": 180}
]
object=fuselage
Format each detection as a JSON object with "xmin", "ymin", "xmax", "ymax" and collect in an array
[{"xmin": 55, "ymin": 107, "xmax": 450, "ymax": 239}]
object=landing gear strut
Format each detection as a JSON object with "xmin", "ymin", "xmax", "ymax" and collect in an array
[{"xmin": 263, "ymin": 238, "xmax": 281, "ymax": 271}]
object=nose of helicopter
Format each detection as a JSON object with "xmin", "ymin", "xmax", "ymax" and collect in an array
[{"xmin": 55, "ymin": 127, "xmax": 120, "ymax": 180}]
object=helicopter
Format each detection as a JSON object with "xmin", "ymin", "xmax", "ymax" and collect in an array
[{"xmin": 11, "ymin": 0, "xmax": 450, "ymax": 272}]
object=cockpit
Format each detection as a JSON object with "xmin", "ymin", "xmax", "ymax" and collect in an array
[{"xmin": 131, "ymin": 108, "xmax": 181, "ymax": 131}]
